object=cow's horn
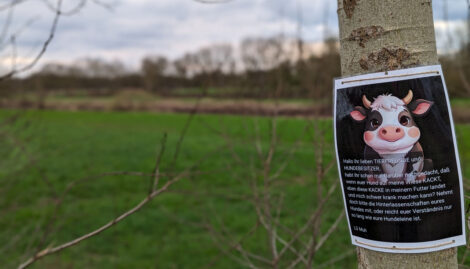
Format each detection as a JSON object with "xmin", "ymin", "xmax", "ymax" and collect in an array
[
  {"xmin": 402, "ymin": 90, "xmax": 413, "ymax": 105},
  {"xmin": 362, "ymin": 95, "xmax": 371, "ymax": 109}
]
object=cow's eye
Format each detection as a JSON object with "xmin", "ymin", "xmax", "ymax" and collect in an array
[
  {"xmin": 400, "ymin": 115, "xmax": 410, "ymax": 126},
  {"xmin": 370, "ymin": 119, "xmax": 380, "ymax": 129}
]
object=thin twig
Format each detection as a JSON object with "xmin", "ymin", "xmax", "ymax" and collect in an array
[
  {"xmin": 18, "ymin": 140, "xmax": 224, "ymax": 269},
  {"xmin": 41, "ymin": 0, "xmax": 86, "ymax": 16},
  {"xmin": 277, "ymin": 180, "xmax": 339, "ymax": 260},
  {"xmin": 316, "ymin": 248, "xmax": 355, "ymax": 269},
  {"xmin": 203, "ymin": 222, "xmax": 260, "ymax": 269},
  {"xmin": 18, "ymin": 170, "xmax": 186, "ymax": 269},
  {"xmin": 0, "ymin": 0, "xmax": 27, "ymax": 12},
  {"xmin": 0, "ymin": 2, "xmax": 14, "ymax": 46},
  {"xmin": 206, "ymin": 224, "xmax": 260, "ymax": 269},
  {"xmin": 0, "ymin": 0, "xmax": 62, "ymax": 81},
  {"xmin": 150, "ymin": 133, "xmax": 167, "ymax": 193},
  {"xmin": 91, "ymin": 0, "xmax": 115, "ymax": 11},
  {"xmin": 314, "ymin": 209, "xmax": 345, "ymax": 252},
  {"xmin": 170, "ymin": 97, "xmax": 202, "ymax": 167},
  {"xmin": 270, "ymin": 123, "xmax": 309, "ymax": 181}
]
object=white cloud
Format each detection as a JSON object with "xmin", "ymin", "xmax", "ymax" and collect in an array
[
  {"xmin": 0, "ymin": 0, "xmax": 467, "ymax": 75},
  {"xmin": 434, "ymin": 20, "xmax": 468, "ymax": 54}
]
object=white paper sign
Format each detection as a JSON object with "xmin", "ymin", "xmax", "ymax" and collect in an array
[{"xmin": 334, "ymin": 65, "xmax": 466, "ymax": 253}]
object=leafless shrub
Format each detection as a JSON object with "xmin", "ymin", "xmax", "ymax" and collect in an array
[{"xmin": 165, "ymin": 91, "xmax": 351, "ymax": 268}]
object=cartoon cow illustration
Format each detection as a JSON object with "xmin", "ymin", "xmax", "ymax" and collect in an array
[{"xmin": 349, "ymin": 90, "xmax": 433, "ymax": 183}]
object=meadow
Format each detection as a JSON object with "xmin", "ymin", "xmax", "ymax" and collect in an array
[{"xmin": 1, "ymin": 110, "xmax": 469, "ymax": 268}]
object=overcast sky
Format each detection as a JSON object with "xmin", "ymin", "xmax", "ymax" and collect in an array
[{"xmin": 0, "ymin": 0, "xmax": 468, "ymax": 73}]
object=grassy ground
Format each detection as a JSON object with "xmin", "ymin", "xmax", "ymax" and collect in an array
[
  {"xmin": 0, "ymin": 90, "xmax": 330, "ymax": 115},
  {"xmin": 0, "ymin": 110, "xmax": 469, "ymax": 268}
]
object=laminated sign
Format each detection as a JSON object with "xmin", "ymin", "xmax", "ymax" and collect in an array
[{"xmin": 334, "ymin": 65, "xmax": 466, "ymax": 253}]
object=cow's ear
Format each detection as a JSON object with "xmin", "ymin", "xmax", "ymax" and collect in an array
[
  {"xmin": 350, "ymin": 106, "xmax": 367, "ymax": 122},
  {"xmin": 409, "ymin": 99, "xmax": 433, "ymax": 117}
]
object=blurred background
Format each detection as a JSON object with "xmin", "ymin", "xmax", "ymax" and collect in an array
[{"xmin": 0, "ymin": 0, "xmax": 469, "ymax": 268}]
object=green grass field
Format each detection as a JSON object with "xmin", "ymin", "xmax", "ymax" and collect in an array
[{"xmin": 1, "ymin": 110, "xmax": 469, "ymax": 268}]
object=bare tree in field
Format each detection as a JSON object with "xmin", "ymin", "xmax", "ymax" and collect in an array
[
  {"xmin": 240, "ymin": 37, "xmax": 285, "ymax": 72},
  {"xmin": 193, "ymin": 44, "xmax": 234, "ymax": 75},
  {"xmin": 298, "ymin": 38, "xmax": 340, "ymax": 100},
  {"xmin": 167, "ymin": 44, "xmax": 235, "ymax": 94},
  {"xmin": 141, "ymin": 55, "xmax": 169, "ymax": 94},
  {"xmin": 188, "ymin": 43, "xmax": 235, "ymax": 89},
  {"xmin": 197, "ymin": 117, "xmax": 349, "ymax": 268},
  {"xmin": 240, "ymin": 37, "xmax": 286, "ymax": 98},
  {"xmin": 173, "ymin": 56, "xmax": 189, "ymax": 78}
]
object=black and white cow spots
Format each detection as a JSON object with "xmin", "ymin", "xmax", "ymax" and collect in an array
[{"xmin": 350, "ymin": 90, "xmax": 433, "ymax": 183}]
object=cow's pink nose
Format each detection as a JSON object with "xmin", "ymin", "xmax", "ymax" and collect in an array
[{"xmin": 378, "ymin": 126, "xmax": 404, "ymax": 142}]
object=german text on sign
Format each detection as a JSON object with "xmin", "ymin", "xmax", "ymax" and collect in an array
[{"xmin": 334, "ymin": 65, "xmax": 466, "ymax": 253}]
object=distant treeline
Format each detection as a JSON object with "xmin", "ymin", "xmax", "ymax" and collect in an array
[{"xmin": 1, "ymin": 37, "xmax": 469, "ymax": 99}]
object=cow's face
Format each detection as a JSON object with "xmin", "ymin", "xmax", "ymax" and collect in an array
[{"xmin": 350, "ymin": 90, "xmax": 433, "ymax": 154}]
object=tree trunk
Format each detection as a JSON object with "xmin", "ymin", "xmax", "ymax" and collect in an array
[{"xmin": 336, "ymin": 0, "xmax": 458, "ymax": 267}]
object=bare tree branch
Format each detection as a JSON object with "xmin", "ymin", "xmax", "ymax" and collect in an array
[
  {"xmin": 17, "ymin": 136, "xmax": 224, "ymax": 269},
  {"xmin": 206, "ymin": 224, "xmax": 260, "ymax": 269},
  {"xmin": 150, "ymin": 133, "xmax": 167, "ymax": 193},
  {"xmin": 0, "ymin": 0, "xmax": 116, "ymax": 80},
  {"xmin": 0, "ymin": 0, "xmax": 28, "ymax": 12},
  {"xmin": 18, "ymin": 170, "xmax": 186, "ymax": 269},
  {"xmin": 314, "ymin": 209, "xmax": 345, "ymax": 252},
  {"xmin": 277, "ymin": 180, "xmax": 339, "ymax": 260},
  {"xmin": 41, "ymin": 0, "xmax": 86, "ymax": 16},
  {"xmin": 0, "ymin": 2, "xmax": 14, "ymax": 45},
  {"xmin": 170, "ymin": 97, "xmax": 203, "ymax": 167},
  {"xmin": 317, "ymin": 248, "xmax": 355, "ymax": 269},
  {"xmin": 91, "ymin": 0, "xmax": 116, "ymax": 11},
  {"xmin": 203, "ymin": 222, "xmax": 260, "ymax": 269},
  {"xmin": 0, "ymin": 0, "xmax": 62, "ymax": 81}
]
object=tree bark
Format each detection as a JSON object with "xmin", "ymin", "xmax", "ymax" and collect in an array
[
  {"xmin": 336, "ymin": 0, "xmax": 458, "ymax": 267},
  {"xmin": 338, "ymin": 0, "xmax": 437, "ymax": 77}
]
